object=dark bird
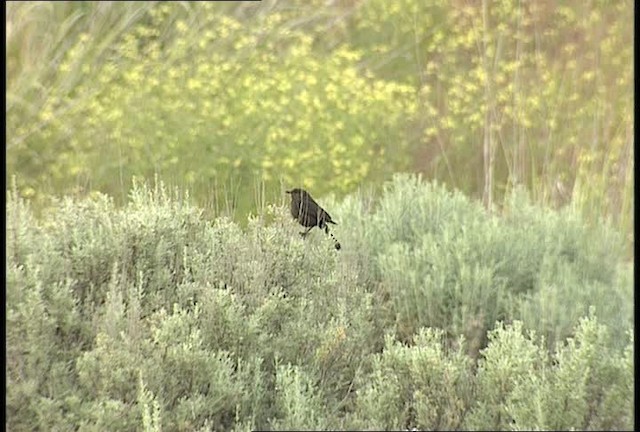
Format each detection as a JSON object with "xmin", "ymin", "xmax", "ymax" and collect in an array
[{"xmin": 286, "ymin": 188, "xmax": 341, "ymax": 250}]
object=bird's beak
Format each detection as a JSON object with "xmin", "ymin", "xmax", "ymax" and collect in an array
[{"xmin": 285, "ymin": 190, "xmax": 291, "ymax": 194}]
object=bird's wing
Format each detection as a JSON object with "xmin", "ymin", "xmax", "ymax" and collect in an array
[
  {"xmin": 300, "ymin": 200, "xmax": 318, "ymax": 221},
  {"xmin": 320, "ymin": 208, "xmax": 336, "ymax": 224}
]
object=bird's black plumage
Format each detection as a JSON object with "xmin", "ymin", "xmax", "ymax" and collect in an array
[{"xmin": 286, "ymin": 188, "xmax": 341, "ymax": 250}]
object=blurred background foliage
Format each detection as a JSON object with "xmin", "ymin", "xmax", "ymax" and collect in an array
[{"xmin": 5, "ymin": 0, "xmax": 633, "ymax": 254}]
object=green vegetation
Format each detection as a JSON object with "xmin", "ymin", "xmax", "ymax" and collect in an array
[
  {"xmin": 6, "ymin": 1, "xmax": 633, "ymax": 251},
  {"xmin": 6, "ymin": 175, "xmax": 633, "ymax": 430},
  {"xmin": 6, "ymin": 1, "xmax": 634, "ymax": 429},
  {"xmin": 7, "ymin": 1, "xmax": 416, "ymax": 216}
]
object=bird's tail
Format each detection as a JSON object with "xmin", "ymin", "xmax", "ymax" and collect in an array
[{"xmin": 327, "ymin": 229, "xmax": 341, "ymax": 250}]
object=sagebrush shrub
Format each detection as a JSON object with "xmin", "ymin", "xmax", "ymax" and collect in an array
[{"xmin": 6, "ymin": 176, "xmax": 633, "ymax": 431}]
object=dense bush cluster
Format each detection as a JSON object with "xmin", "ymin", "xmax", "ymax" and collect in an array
[{"xmin": 7, "ymin": 175, "xmax": 633, "ymax": 431}]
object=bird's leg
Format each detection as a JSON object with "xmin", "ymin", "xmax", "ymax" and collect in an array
[{"xmin": 300, "ymin": 226, "xmax": 314, "ymax": 237}]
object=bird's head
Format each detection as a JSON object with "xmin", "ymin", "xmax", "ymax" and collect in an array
[{"xmin": 286, "ymin": 188, "xmax": 308, "ymax": 197}]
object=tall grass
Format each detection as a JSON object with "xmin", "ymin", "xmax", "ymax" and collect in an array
[{"xmin": 6, "ymin": 1, "xmax": 633, "ymax": 256}]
